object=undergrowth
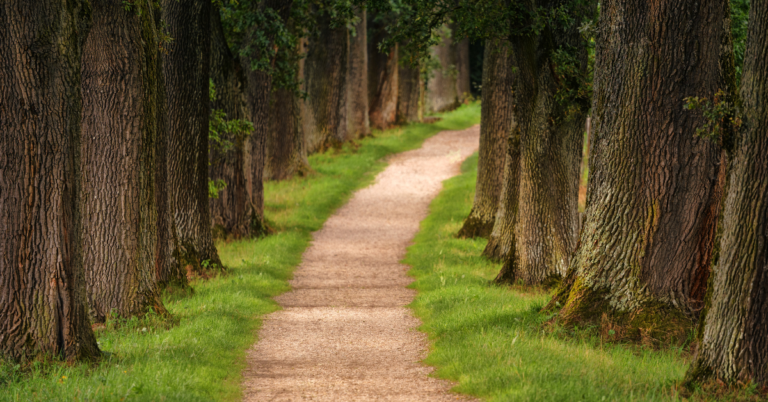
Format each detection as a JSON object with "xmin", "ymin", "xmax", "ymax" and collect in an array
[
  {"xmin": 404, "ymin": 153, "xmax": 718, "ymax": 402},
  {"xmin": 0, "ymin": 104, "xmax": 480, "ymax": 402}
]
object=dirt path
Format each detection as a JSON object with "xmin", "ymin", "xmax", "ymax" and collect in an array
[{"xmin": 242, "ymin": 125, "xmax": 480, "ymax": 401}]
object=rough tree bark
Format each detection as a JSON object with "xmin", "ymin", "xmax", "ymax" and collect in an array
[
  {"xmin": 397, "ymin": 50, "xmax": 422, "ymax": 124},
  {"xmin": 686, "ymin": 0, "xmax": 768, "ymax": 386},
  {"xmin": 242, "ymin": 1, "xmax": 293, "ymax": 236},
  {"xmin": 346, "ymin": 7, "xmax": 370, "ymax": 140},
  {"xmin": 497, "ymin": 13, "xmax": 587, "ymax": 286},
  {"xmin": 162, "ymin": 0, "xmax": 223, "ymax": 272},
  {"xmin": 209, "ymin": 9, "xmax": 252, "ymax": 238},
  {"xmin": 368, "ymin": 13, "xmax": 399, "ymax": 130},
  {"xmin": 0, "ymin": 0, "xmax": 100, "ymax": 361},
  {"xmin": 302, "ymin": 14, "xmax": 349, "ymax": 153},
  {"xmin": 80, "ymin": 0, "xmax": 167, "ymax": 321},
  {"xmin": 458, "ymin": 39, "xmax": 514, "ymax": 239},
  {"xmin": 552, "ymin": 0, "xmax": 732, "ymax": 335},
  {"xmin": 426, "ymin": 24, "xmax": 458, "ymax": 113},
  {"xmin": 483, "ymin": 128, "xmax": 521, "ymax": 264}
]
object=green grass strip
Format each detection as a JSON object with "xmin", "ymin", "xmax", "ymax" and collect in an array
[
  {"xmin": 403, "ymin": 153, "xmax": 691, "ymax": 402},
  {"xmin": 0, "ymin": 103, "xmax": 480, "ymax": 402}
]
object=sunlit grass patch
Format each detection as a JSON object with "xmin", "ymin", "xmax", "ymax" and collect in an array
[{"xmin": 0, "ymin": 103, "xmax": 480, "ymax": 402}]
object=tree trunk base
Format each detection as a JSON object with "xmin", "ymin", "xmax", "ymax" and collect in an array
[
  {"xmin": 250, "ymin": 214, "xmax": 272, "ymax": 239},
  {"xmin": 457, "ymin": 213, "xmax": 495, "ymax": 239},
  {"xmin": 482, "ymin": 235, "xmax": 505, "ymax": 261},
  {"xmin": 494, "ymin": 259, "xmax": 562, "ymax": 288},
  {"xmin": 681, "ymin": 359, "xmax": 715, "ymax": 393},
  {"xmin": 174, "ymin": 242, "xmax": 225, "ymax": 279},
  {"xmin": 550, "ymin": 277, "xmax": 695, "ymax": 347}
]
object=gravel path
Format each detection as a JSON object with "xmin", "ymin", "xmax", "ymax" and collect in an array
[{"xmin": 242, "ymin": 125, "xmax": 480, "ymax": 401}]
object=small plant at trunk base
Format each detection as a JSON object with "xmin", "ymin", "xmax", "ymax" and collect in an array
[{"xmin": 684, "ymin": 89, "xmax": 742, "ymax": 140}]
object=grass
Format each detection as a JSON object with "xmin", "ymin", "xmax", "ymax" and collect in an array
[
  {"xmin": 0, "ymin": 103, "xmax": 480, "ymax": 402},
  {"xmin": 403, "ymin": 153, "xmax": 697, "ymax": 402}
]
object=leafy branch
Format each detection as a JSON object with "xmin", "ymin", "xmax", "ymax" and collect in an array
[{"xmin": 684, "ymin": 89, "xmax": 742, "ymax": 140}]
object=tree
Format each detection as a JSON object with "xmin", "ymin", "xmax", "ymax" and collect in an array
[
  {"xmin": 162, "ymin": 0, "xmax": 223, "ymax": 272},
  {"xmin": 551, "ymin": 0, "xmax": 732, "ymax": 338},
  {"xmin": 262, "ymin": 4, "xmax": 317, "ymax": 181},
  {"xmin": 0, "ymin": 0, "xmax": 100, "ymax": 361},
  {"xmin": 346, "ymin": 6, "xmax": 370, "ymax": 139},
  {"xmin": 368, "ymin": 10, "xmax": 399, "ymax": 130},
  {"xmin": 209, "ymin": 8, "xmax": 253, "ymax": 238},
  {"xmin": 239, "ymin": 0, "xmax": 294, "ymax": 235},
  {"xmin": 425, "ymin": 24, "xmax": 459, "ymax": 113},
  {"xmin": 483, "ymin": 125, "xmax": 522, "ymax": 265},
  {"xmin": 265, "ymin": 84, "xmax": 309, "ymax": 180},
  {"xmin": 493, "ymin": 1, "xmax": 589, "ymax": 285},
  {"xmin": 396, "ymin": 47, "xmax": 423, "ymax": 123},
  {"xmin": 454, "ymin": 35, "xmax": 470, "ymax": 100},
  {"xmin": 686, "ymin": 0, "xmax": 768, "ymax": 386},
  {"xmin": 80, "ymin": 0, "xmax": 168, "ymax": 320},
  {"xmin": 458, "ymin": 39, "xmax": 514, "ymax": 239},
  {"xmin": 302, "ymin": 12, "xmax": 350, "ymax": 152},
  {"xmin": 265, "ymin": 32, "xmax": 309, "ymax": 181}
]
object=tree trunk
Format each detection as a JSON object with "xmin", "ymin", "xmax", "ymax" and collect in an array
[
  {"xmin": 553, "ymin": 0, "xmax": 732, "ymax": 336},
  {"xmin": 209, "ymin": 9, "xmax": 252, "ymax": 239},
  {"xmin": 80, "ymin": 0, "xmax": 167, "ymax": 321},
  {"xmin": 243, "ymin": 0, "xmax": 293, "ymax": 235},
  {"xmin": 162, "ymin": 0, "xmax": 222, "ymax": 272},
  {"xmin": 483, "ymin": 128, "xmax": 521, "ymax": 263},
  {"xmin": 397, "ymin": 53, "xmax": 422, "ymax": 124},
  {"xmin": 368, "ymin": 14, "xmax": 398, "ymax": 130},
  {"xmin": 498, "ymin": 16, "xmax": 587, "ymax": 286},
  {"xmin": 302, "ymin": 15, "xmax": 349, "ymax": 153},
  {"xmin": 454, "ymin": 37, "xmax": 471, "ymax": 100},
  {"xmin": 686, "ymin": 0, "xmax": 768, "ymax": 386},
  {"xmin": 426, "ymin": 25, "xmax": 458, "ymax": 114},
  {"xmin": 346, "ymin": 7, "xmax": 370, "ymax": 140},
  {"xmin": 265, "ymin": 85, "xmax": 308, "ymax": 181},
  {"xmin": 0, "ymin": 0, "xmax": 100, "ymax": 361},
  {"xmin": 458, "ymin": 39, "xmax": 514, "ymax": 239},
  {"xmin": 264, "ymin": 15, "xmax": 309, "ymax": 182}
]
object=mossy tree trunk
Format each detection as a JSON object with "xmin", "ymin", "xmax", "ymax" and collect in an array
[
  {"xmin": 346, "ymin": 7, "xmax": 370, "ymax": 140},
  {"xmin": 302, "ymin": 14, "xmax": 349, "ymax": 153},
  {"xmin": 368, "ymin": 13, "xmax": 398, "ymax": 130},
  {"xmin": 554, "ymin": 0, "xmax": 731, "ymax": 330},
  {"xmin": 80, "ymin": 0, "xmax": 167, "ymax": 321},
  {"xmin": 162, "ymin": 0, "xmax": 223, "ymax": 272},
  {"xmin": 687, "ymin": 0, "xmax": 768, "ymax": 386},
  {"xmin": 209, "ymin": 9, "xmax": 252, "ymax": 238},
  {"xmin": 242, "ymin": 0, "xmax": 293, "ymax": 236},
  {"xmin": 426, "ymin": 24, "xmax": 458, "ymax": 114},
  {"xmin": 0, "ymin": 0, "xmax": 100, "ymax": 361},
  {"xmin": 459, "ymin": 39, "xmax": 514, "ymax": 239}
]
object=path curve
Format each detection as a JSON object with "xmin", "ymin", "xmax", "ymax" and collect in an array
[{"xmin": 243, "ymin": 125, "xmax": 480, "ymax": 401}]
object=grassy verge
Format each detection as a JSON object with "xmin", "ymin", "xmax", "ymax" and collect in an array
[
  {"xmin": 404, "ymin": 153, "xmax": 695, "ymax": 402},
  {"xmin": 0, "ymin": 103, "xmax": 480, "ymax": 402}
]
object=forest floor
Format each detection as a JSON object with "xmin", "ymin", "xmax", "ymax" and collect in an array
[{"xmin": 241, "ymin": 125, "xmax": 480, "ymax": 401}]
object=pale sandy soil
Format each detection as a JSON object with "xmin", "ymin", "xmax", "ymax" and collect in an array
[{"xmin": 242, "ymin": 125, "xmax": 481, "ymax": 401}]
